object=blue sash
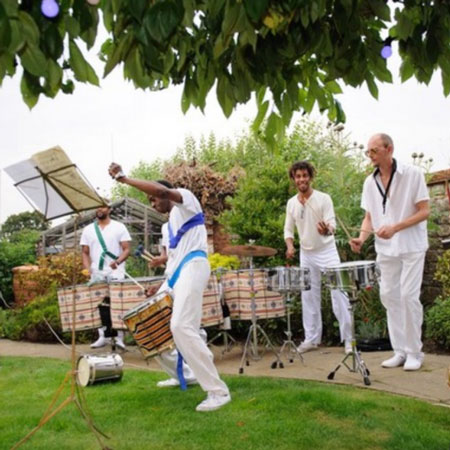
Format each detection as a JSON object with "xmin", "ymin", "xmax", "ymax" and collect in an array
[
  {"xmin": 167, "ymin": 249, "xmax": 207, "ymax": 390},
  {"xmin": 168, "ymin": 212, "xmax": 205, "ymax": 249}
]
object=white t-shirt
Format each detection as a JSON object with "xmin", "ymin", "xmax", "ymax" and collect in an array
[
  {"xmin": 284, "ymin": 190, "xmax": 337, "ymax": 251},
  {"xmin": 80, "ymin": 219, "xmax": 131, "ymax": 279},
  {"xmin": 161, "ymin": 223, "xmax": 169, "ymax": 250},
  {"xmin": 361, "ymin": 160, "xmax": 429, "ymax": 256},
  {"xmin": 165, "ymin": 189, "xmax": 208, "ymax": 278}
]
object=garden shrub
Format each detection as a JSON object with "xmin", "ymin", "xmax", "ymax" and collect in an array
[{"xmin": 425, "ymin": 297, "xmax": 450, "ymax": 350}]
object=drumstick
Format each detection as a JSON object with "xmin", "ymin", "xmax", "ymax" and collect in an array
[
  {"xmin": 123, "ymin": 271, "xmax": 146, "ymax": 291},
  {"xmin": 335, "ymin": 214, "xmax": 353, "ymax": 241},
  {"xmin": 139, "ymin": 254, "xmax": 153, "ymax": 263},
  {"xmin": 143, "ymin": 249, "xmax": 153, "ymax": 259}
]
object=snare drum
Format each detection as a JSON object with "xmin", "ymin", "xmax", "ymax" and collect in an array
[
  {"xmin": 267, "ymin": 267, "xmax": 311, "ymax": 293},
  {"xmin": 222, "ymin": 269, "xmax": 285, "ymax": 320},
  {"xmin": 76, "ymin": 353, "xmax": 123, "ymax": 387},
  {"xmin": 57, "ymin": 282, "xmax": 108, "ymax": 332},
  {"xmin": 122, "ymin": 290, "xmax": 175, "ymax": 359},
  {"xmin": 109, "ymin": 277, "xmax": 165, "ymax": 330},
  {"xmin": 323, "ymin": 260, "xmax": 379, "ymax": 291}
]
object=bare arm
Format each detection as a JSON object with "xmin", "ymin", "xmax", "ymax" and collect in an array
[
  {"xmin": 110, "ymin": 241, "xmax": 131, "ymax": 270},
  {"xmin": 81, "ymin": 245, "xmax": 92, "ymax": 272},
  {"xmin": 108, "ymin": 163, "xmax": 182, "ymax": 203},
  {"xmin": 285, "ymin": 237, "xmax": 296, "ymax": 259},
  {"xmin": 377, "ymin": 200, "xmax": 430, "ymax": 239},
  {"xmin": 349, "ymin": 212, "xmax": 373, "ymax": 253}
]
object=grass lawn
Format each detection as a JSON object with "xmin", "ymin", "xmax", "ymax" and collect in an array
[{"xmin": 1, "ymin": 356, "xmax": 449, "ymax": 450}]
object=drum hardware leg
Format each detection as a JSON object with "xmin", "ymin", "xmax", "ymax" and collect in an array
[
  {"xmin": 279, "ymin": 292, "xmax": 304, "ymax": 365},
  {"xmin": 326, "ymin": 293, "xmax": 371, "ymax": 386},
  {"xmin": 207, "ymin": 330, "xmax": 237, "ymax": 357},
  {"xmin": 238, "ymin": 257, "xmax": 283, "ymax": 372}
]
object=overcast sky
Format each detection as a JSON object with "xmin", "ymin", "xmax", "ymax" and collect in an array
[{"xmin": 1, "ymin": 45, "xmax": 449, "ymax": 225}]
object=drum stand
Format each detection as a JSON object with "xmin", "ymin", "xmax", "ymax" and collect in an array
[
  {"xmin": 278, "ymin": 292, "xmax": 304, "ymax": 364},
  {"xmin": 327, "ymin": 289, "xmax": 371, "ymax": 386},
  {"xmin": 239, "ymin": 257, "xmax": 283, "ymax": 374}
]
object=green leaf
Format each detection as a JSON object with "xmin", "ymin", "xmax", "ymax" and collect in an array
[
  {"xmin": 47, "ymin": 59, "xmax": 63, "ymax": 90},
  {"xmin": 395, "ymin": 12, "xmax": 415, "ymax": 40},
  {"xmin": 365, "ymin": 75, "xmax": 379, "ymax": 99},
  {"xmin": 65, "ymin": 16, "xmax": 81, "ymax": 39},
  {"xmin": 243, "ymin": 0, "xmax": 269, "ymax": 22},
  {"xmin": 0, "ymin": 3, "xmax": 11, "ymax": 51},
  {"xmin": 324, "ymin": 80, "xmax": 342, "ymax": 94},
  {"xmin": 181, "ymin": 88, "xmax": 191, "ymax": 114},
  {"xmin": 20, "ymin": 72, "xmax": 40, "ymax": 109},
  {"xmin": 104, "ymin": 33, "xmax": 133, "ymax": 77},
  {"xmin": 217, "ymin": 75, "xmax": 234, "ymax": 118},
  {"xmin": 43, "ymin": 24, "xmax": 64, "ymax": 59},
  {"xmin": 334, "ymin": 99, "xmax": 346, "ymax": 123},
  {"xmin": 20, "ymin": 44, "xmax": 47, "ymax": 77},
  {"xmin": 127, "ymin": 0, "xmax": 148, "ymax": 23},
  {"xmin": 18, "ymin": 11, "xmax": 40, "ymax": 45},
  {"xmin": 442, "ymin": 70, "xmax": 450, "ymax": 97},
  {"xmin": 69, "ymin": 39, "xmax": 98, "ymax": 85},
  {"xmin": 61, "ymin": 79, "xmax": 75, "ymax": 94},
  {"xmin": 8, "ymin": 18, "xmax": 25, "ymax": 53},
  {"xmin": 124, "ymin": 46, "xmax": 147, "ymax": 87},
  {"xmin": 300, "ymin": 7, "xmax": 309, "ymax": 28},
  {"xmin": 251, "ymin": 100, "xmax": 269, "ymax": 132},
  {"xmin": 368, "ymin": 0, "xmax": 390, "ymax": 21},
  {"xmin": 144, "ymin": 0, "xmax": 184, "ymax": 44},
  {"xmin": 399, "ymin": 58, "xmax": 414, "ymax": 82}
]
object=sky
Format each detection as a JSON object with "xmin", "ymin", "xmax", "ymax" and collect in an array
[{"xmin": 1, "ymin": 43, "xmax": 449, "ymax": 226}]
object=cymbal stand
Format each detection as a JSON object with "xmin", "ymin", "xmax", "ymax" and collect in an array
[
  {"xmin": 239, "ymin": 257, "xmax": 283, "ymax": 374},
  {"xmin": 327, "ymin": 288, "xmax": 371, "ymax": 386},
  {"xmin": 279, "ymin": 291, "xmax": 304, "ymax": 364},
  {"xmin": 207, "ymin": 269, "xmax": 237, "ymax": 356}
]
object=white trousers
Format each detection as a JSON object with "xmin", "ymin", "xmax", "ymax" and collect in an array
[
  {"xmin": 156, "ymin": 259, "xmax": 229, "ymax": 395},
  {"xmin": 300, "ymin": 245, "xmax": 352, "ymax": 345},
  {"xmin": 377, "ymin": 252, "xmax": 425, "ymax": 356}
]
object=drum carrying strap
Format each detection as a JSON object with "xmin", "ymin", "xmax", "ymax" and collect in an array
[
  {"xmin": 168, "ymin": 249, "xmax": 207, "ymax": 390},
  {"xmin": 168, "ymin": 212, "xmax": 205, "ymax": 249},
  {"xmin": 94, "ymin": 222, "xmax": 118, "ymax": 271}
]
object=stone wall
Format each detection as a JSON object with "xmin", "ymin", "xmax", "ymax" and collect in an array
[{"xmin": 422, "ymin": 181, "xmax": 450, "ymax": 305}]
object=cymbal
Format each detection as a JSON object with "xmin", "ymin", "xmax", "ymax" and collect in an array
[{"xmin": 221, "ymin": 245, "xmax": 277, "ymax": 257}]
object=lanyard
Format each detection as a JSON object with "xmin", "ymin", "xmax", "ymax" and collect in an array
[{"xmin": 373, "ymin": 159, "xmax": 397, "ymax": 214}]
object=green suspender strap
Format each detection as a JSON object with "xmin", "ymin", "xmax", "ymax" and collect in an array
[{"xmin": 94, "ymin": 222, "xmax": 118, "ymax": 271}]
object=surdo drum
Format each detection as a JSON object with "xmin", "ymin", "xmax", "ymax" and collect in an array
[
  {"xmin": 122, "ymin": 290, "xmax": 175, "ymax": 359},
  {"xmin": 323, "ymin": 260, "xmax": 379, "ymax": 292},
  {"xmin": 76, "ymin": 353, "xmax": 124, "ymax": 387}
]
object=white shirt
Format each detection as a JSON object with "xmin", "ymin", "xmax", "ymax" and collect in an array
[
  {"xmin": 284, "ymin": 190, "xmax": 337, "ymax": 251},
  {"xmin": 361, "ymin": 160, "xmax": 429, "ymax": 256},
  {"xmin": 80, "ymin": 220, "xmax": 131, "ymax": 279},
  {"xmin": 161, "ymin": 223, "xmax": 169, "ymax": 250},
  {"xmin": 165, "ymin": 189, "xmax": 208, "ymax": 278}
]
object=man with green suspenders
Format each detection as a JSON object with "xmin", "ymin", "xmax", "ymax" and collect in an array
[{"xmin": 80, "ymin": 203, "xmax": 131, "ymax": 349}]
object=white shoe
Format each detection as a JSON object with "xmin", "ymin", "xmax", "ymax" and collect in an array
[
  {"xmin": 90, "ymin": 336, "xmax": 111, "ymax": 348},
  {"xmin": 114, "ymin": 338, "xmax": 126, "ymax": 350},
  {"xmin": 297, "ymin": 341, "xmax": 318, "ymax": 354},
  {"xmin": 404, "ymin": 354, "xmax": 423, "ymax": 371},
  {"xmin": 196, "ymin": 392, "xmax": 231, "ymax": 412},
  {"xmin": 344, "ymin": 341, "xmax": 353, "ymax": 355},
  {"xmin": 156, "ymin": 378, "xmax": 198, "ymax": 388},
  {"xmin": 381, "ymin": 353, "xmax": 406, "ymax": 368}
]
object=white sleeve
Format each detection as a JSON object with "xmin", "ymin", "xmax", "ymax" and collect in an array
[
  {"xmin": 413, "ymin": 169, "xmax": 430, "ymax": 204},
  {"xmin": 283, "ymin": 201, "xmax": 295, "ymax": 240},
  {"xmin": 79, "ymin": 226, "xmax": 90, "ymax": 247},
  {"xmin": 118, "ymin": 223, "xmax": 132, "ymax": 242},
  {"xmin": 175, "ymin": 188, "xmax": 201, "ymax": 216}
]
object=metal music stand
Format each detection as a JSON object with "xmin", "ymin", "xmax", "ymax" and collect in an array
[
  {"xmin": 326, "ymin": 285, "xmax": 371, "ymax": 386},
  {"xmin": 5, "ymin": 146, "xmax": 111, "ymax": 449},
  {"xmin": 222, "ymin": 245, "xmax": 283, "ymax": 374}
]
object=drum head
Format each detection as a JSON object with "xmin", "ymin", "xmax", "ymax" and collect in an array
[{"xmin": 77, "ymin": 356, "xmax": 91, "ymax": 387}]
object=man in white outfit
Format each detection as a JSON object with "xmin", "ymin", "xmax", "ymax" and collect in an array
[
  {"xmin": 109, "ymin": 164, "xmax": 230, "ymax": 412},
  {"xmin": 350, "ymin": 133, "xmax": 430, "ymax": 371},
  {"xmin": 284, "ymin": 161, "xmax": 352, "ymax": 354},
  {"xmin": 80, "ymin": 203, "xmax": 131, "ymax": 349}
]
